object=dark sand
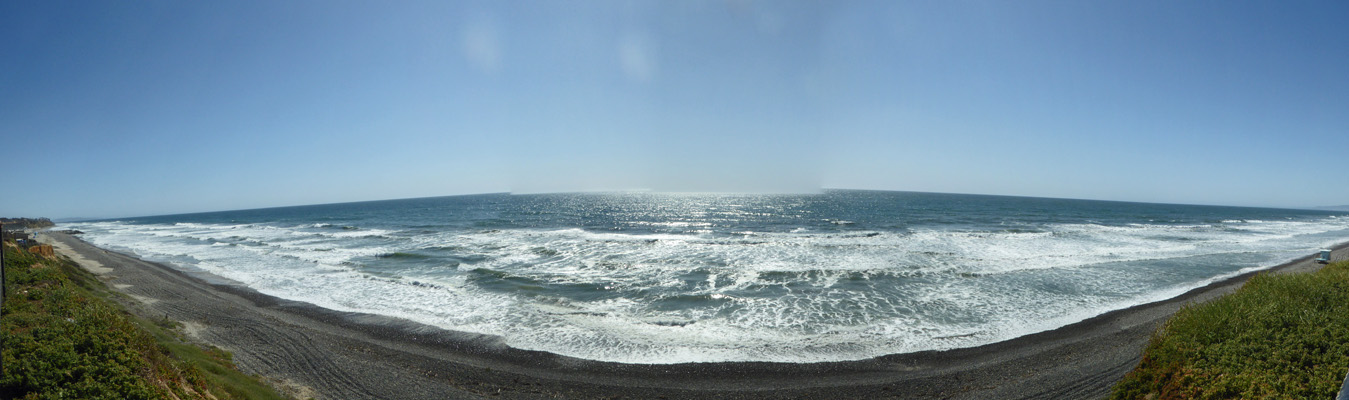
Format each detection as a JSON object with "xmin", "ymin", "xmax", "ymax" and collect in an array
[{"xmin": 39, "ymin": 232, "xmax": 1349, "ymax": 399}]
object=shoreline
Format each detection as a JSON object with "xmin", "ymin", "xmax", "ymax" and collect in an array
[{"xmin": 39, "ymin": 232, "xmax": 1349, "ymax": 399}]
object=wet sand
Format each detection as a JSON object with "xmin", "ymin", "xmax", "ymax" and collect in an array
[{"xmin": 39, "ymin": 232, "xmax": 1348, "ymax": 399}]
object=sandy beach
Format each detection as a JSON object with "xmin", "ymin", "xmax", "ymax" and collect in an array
[{"xmin": 38, "ymin": 232, "xmax": 1348, "ymax": 399}]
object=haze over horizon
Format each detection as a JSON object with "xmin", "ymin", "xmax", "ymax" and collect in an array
[
  {"xmin": 4, "ymin": 1, "xmax": 1348, "ymax": 219},
  {"xmin": 30, "ymin": 189, "xmax": 1349, "ymax": 223}
]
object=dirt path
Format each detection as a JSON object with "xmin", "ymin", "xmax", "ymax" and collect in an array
[{"xmin": 40, "ymin": 232, "xmax": 1348, "ymax": 399}]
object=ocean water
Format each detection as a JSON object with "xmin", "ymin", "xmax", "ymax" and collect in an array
[{"xmin": 65, "ymin": 191, "xmax": 1349, "ymax": 364}]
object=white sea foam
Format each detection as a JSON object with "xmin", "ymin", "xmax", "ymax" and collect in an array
[{"xmin": 63, "ymin": 215, "xmax": 1349, "ymax": 364}]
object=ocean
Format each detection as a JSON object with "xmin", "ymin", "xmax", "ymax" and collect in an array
[{"xmin": 64, "ymin": 190, "xmax": 1349, "ymax": 364}]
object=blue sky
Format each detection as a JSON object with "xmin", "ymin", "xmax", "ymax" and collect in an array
[{"xmin": 2, "ymin": 1, "xmax": 1347, "ymax": 218}]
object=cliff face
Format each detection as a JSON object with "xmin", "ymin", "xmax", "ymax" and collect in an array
[{"xmin": 26, "ymin": 244, "xmax": 55, "ymax": 257}]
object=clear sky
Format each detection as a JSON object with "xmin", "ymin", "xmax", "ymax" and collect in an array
[{"xmin": 2, "ymin": 1, "xmax": 1347, "ymax": 218}]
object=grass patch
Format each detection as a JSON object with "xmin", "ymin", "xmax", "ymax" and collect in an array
[
  {"xmin": 1111, "ymin": 260, "xmax": 1349, "ymax": 399},
  {"xmin": 2, "ymin": 243, "xmax": 289, "ymax": 399}
]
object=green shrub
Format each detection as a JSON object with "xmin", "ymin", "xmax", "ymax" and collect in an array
[{"xmin": 1112, "ymin": 260, "xmax": 1349, "ymax": 399}]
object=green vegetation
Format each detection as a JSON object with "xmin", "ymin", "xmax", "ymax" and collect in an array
[
  {"xmin": 0, "ymin": 218, "xmax": 54, "ymax": 229},
  {"xmin": 1112, "ymin": 260, "xmax": 1349, "ymax": 399},
  {"xmin": 2, "ymin": 243, "xmax": 289, "ymax": 399}
]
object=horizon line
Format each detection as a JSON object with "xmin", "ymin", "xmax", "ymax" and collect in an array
[{"xmin": 50, "ymin": 188, "xmax": 1342, "ymax": 222}]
